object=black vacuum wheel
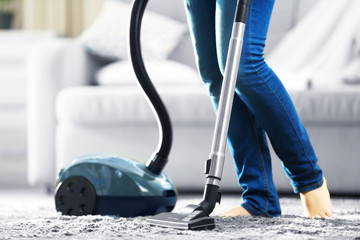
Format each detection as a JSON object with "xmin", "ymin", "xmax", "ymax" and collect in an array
[{"xmin": 55, "ymin": 176, "xmax": 96, "ymax": 216}]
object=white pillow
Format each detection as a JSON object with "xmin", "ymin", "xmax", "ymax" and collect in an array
[
  {"xmin": 96, "ymin": 60, "xmax": 202, "ymax": 86},
  {"xmin": 80, "ymin": 0, "xmax": 188, "ymax": 61}
]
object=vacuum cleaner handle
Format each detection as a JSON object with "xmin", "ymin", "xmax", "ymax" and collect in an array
[{"xmin": 201, "ymin": 0, "xmax": 251, "ymax": 214}]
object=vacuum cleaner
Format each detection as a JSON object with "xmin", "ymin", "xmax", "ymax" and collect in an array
[{"xmin": 54, "ymin": 0, "xmax": 178, "ymax": 217}]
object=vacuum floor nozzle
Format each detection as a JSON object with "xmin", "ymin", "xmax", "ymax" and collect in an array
[{"xmin": 147, "ymin": 204, "xmax": 215, "ymax": 230}]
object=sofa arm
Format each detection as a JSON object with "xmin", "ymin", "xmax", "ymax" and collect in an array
[{"xmin": 27, "ymin": 38, "xmax": 98, "ymax": 187}]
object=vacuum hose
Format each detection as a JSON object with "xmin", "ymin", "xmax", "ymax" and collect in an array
[{"xmin": 129, "ymin": 0, "xmax": 172, "ymax": 175}]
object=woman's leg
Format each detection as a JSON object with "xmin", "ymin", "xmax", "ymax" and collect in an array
[
  {"xmin": 185, "ymin": 0, "xmax": 281, "ymax": 216},
  {"xmin": 217, "ymin": 0, "xmax": 332, "ymax": 216},
  {"xmin": 216, "ymin": 0, "xmax": 280, "ymax": 217}
]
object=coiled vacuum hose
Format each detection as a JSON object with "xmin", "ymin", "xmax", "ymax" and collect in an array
[{"xmin": 129, "ymin": 0, "xmax": 172, "ymax": 175}]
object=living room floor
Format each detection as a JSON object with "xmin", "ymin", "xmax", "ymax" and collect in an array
[{"xmin": 0, "ymin": 188, "xmax": 359, "ymax": 240}]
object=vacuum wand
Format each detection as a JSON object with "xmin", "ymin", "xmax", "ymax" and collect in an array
[
  {"xmin": 206, "ymin": 0, "xmax": 249, "ymax": 186},
  {"xmin": 147, "ymin": 0, "xmax": 251, "ymax": 230},
  {"xmin": 201, "ymin": 0, "xmax": 250, "ymax": 217}
]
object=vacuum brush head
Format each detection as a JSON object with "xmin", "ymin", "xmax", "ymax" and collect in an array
[{"xmin": 147, "ymin": 204, "xmax": 215, "ymax": 230}]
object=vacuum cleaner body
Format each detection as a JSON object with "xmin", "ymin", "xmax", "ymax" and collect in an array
[
  {"xmin": 55, "ymin": 155, "xmax": 176, "ymax": 217},
  {"xmin": 55, "ymin": 0, "xmax": 177, "ymax": 218}
]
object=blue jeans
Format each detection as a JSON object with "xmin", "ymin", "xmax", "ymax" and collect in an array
[{"xmin": 185, "ymin": 0, "xmax": 324, "ymax": 216}]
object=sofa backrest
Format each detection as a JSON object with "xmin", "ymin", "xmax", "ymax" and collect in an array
[
  {"xmin": 120, "ymin": 0, "xmax": 317, "ymax": 52},
  {"xmin": 120, "ymin": 0, "xmax": 317, "ymax": 24},
  {"xmin": 109, "ymin": 0, "xmax": 318, "ymax": 65},
  {"xmin": 267, "ymin": 0, "xmax": 318, "ymax": 53},
  {"xmin": 120, "ymin": 0, "xmax": 187, "ymax": 22}
]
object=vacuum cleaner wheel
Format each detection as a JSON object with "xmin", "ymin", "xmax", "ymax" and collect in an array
[{"xmin": 55, "ymin": 176, "xmax": 96, "ymax": 216}]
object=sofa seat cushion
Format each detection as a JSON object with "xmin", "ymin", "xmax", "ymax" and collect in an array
[
  {"xmin": 56, "ymin": 85, "xmax": 215, "ymax": 125},
  {"xmin": 290, "ymin": 88, "xmax": 360, "ymax": 124},
  {"xmin": 57, "ymin": 85, "xmax": 360, "ymax": 127},
  {"xmin": 96, "ymin": 60, "xmax": 201, "ymax": 86}
]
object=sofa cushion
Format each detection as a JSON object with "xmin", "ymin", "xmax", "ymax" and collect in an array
[
  {"xmin": 56, "ymin": 85, "xmax": 215, "ymax": 125},
  {"xmin": 80, "ymin": 0, "xmax": 187, "ymax": 61},
  {"xmin": 96, "ymin": 60, "xmax": 202, "ymax": 86},
  {"xmin": 290, "ymin": 88, "xmax": 360, "ymax": 124},
  {"xmin": 57, "ymin": 86, "xmax": 360, "ymax": 127}
]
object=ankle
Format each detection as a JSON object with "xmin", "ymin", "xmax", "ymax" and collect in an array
[{"xmin": 299, "ymin": 178, "xmax": 333, "ymax": 218}]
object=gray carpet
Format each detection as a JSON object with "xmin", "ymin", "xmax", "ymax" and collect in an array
[{"xmin": 0, "ymin": 189, "xmax": 359, "ymax": 240}]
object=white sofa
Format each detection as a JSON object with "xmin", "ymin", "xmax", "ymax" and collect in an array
[{"xmin": 27, "ymin": 0, "xmax": 360, "ymax": 194}]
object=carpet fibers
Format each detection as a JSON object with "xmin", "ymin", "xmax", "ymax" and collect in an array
[{"xmin": 0, "ymin": 189, "xmax": 359, "ymax": 240}]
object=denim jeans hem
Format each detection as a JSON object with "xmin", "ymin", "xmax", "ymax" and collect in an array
[{"xmin": 293, "ymin": 177, "xmax": 324, "ymax": 194}]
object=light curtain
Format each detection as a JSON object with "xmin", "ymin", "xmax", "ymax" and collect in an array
[{"xmin": 22, "ymin": 0, "xmax": 105, "ymax": 37}]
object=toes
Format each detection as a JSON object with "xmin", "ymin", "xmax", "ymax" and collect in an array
[{"xmin": 325, "ymin": 209, "xmax": 333, "ymax": 218}]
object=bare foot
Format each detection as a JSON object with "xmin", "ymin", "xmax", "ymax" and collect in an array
[
  {"xmin": 220, "ymin": 206, "xmax": 252, "ymax": 217},
  {"xmin": 299, "ymin": 178, "xmax": 333, "ymax": 218}
]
